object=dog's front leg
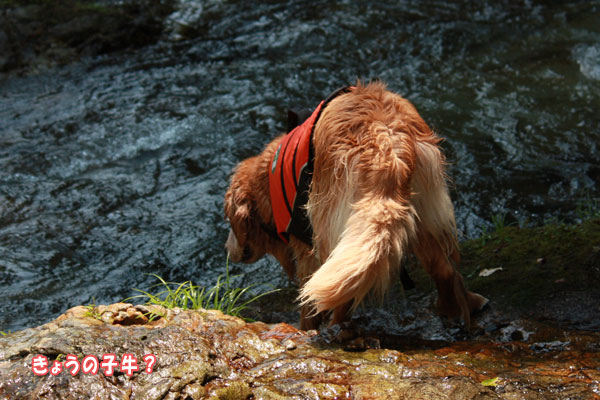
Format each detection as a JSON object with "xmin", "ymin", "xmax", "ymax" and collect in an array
[
  {"xmin": 292, "ymin": 241, "xmax": 325, "ymax": 330},
  {"xmin": 330, "ymin": 302, "xmax": 352, "ymax": 327},
  {"xmin": 269, "ymin": 245, "xmax": 297, "ymax": 282}
]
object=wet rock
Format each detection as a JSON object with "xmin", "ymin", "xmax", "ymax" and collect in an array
[
  {"xmin": 163, "ymin": 0, "xmax": 206, "ymax": 41},
  {"xmin": 1, "ymin": 303, "xmax": 598, "ymax": 399},
  {"xmin": 0, "ymin": 0, "xmax": 176, "ymax": 75},
  {"xmin": 509, "ymin": 329, "xmax": 523, "ymax": 341}
]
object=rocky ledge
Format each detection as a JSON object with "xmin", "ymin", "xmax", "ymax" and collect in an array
[{"xmin": 1, "ymin": 302, "xmax": 599, "ymax": 399}]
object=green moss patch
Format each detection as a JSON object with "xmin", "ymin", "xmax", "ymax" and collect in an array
[{"xmin": 459, "ymin": 219, "xmax": 600, "ymax": 314}]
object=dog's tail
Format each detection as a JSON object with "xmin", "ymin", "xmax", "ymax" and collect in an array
[{"xmin": 299, "ymin": 121, "xmax": 418, "ymax": 314}]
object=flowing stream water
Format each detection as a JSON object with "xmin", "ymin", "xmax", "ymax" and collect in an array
[{"xmin": 1, "ymin": 0, "xmax": 599, "ymax": 332}]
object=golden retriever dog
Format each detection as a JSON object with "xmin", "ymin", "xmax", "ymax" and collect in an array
[{"xmin": 224, "ymin": 81, "xmax": 487, "ymax": 330}]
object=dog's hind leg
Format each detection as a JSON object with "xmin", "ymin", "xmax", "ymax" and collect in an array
[
  {"xmin": 410, "ymin": 143, "xmax": 488, "ymax": 327},
  {"xmin": 412, "ymin": 231, "xmax": 486, "ymax": 328}
]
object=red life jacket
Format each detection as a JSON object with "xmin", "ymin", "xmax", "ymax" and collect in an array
[{"xmin": 269, "ymin": 87, "xmax": 351, "ymax": 245}]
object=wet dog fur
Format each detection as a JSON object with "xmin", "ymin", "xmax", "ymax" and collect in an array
[{"xmin": 224, "ymin": 81, "xmax": 487, "ymax": 330}]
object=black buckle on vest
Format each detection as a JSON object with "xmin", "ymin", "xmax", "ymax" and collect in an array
[
  {"xmin": 287, "ymin": 109, "xmax": 313, "ymax": 133},
  {"xmin": 286, "ymin": 86, "xmax": 352, "ymax": 134}
]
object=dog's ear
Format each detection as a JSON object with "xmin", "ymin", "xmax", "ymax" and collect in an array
[
  {"xmin": 287, "ymin": 109, "xmax": 312, "ymax": 133},
  {"xmin": 224, "ymin": 175, "xmax": 254, "ymax": 246},
  {"xmin": 232, "ymin": 202, "xmax": 251, "ymax": 243},
  {"xmin": 287, "ymin": 110, "xmax": 300, "ymax": 133}
]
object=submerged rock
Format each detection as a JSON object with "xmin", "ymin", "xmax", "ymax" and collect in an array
[{"xmin": 1, "ymin": 303, "xmax": 598, "ymax": 399}]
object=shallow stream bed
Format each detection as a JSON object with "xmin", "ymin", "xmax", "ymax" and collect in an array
[{"xmin": 1, "ymin": 0, "xmax": 599, "ymax": 336}]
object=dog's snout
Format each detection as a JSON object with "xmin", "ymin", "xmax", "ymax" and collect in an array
[
  {"xmin": 226, "ymin": 229, "xmax": 243, "ymax": 262},
  {"xmin": 225, "ymin": 228, "xmax": 254, "ymax": 263},
  {"xmin": 241, "ymin": 246, "xmax": 252, "ymax": 262}
]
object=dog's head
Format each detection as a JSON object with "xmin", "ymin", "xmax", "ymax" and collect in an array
[{"xmin": 224, "ymin": 157, "xmax": 268, "ymax": 264}]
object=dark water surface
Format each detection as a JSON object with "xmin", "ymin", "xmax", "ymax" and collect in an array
[{"xmin": 1, "ymin": 0, "xmax": 599, "ymax": 332}]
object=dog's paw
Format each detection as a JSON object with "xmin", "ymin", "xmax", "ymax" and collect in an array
[{"xmin": 343, "ymin": 336, "xmax": 381, "ymax": 352}]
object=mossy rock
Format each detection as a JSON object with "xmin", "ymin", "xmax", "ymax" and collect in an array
[{"xmin": 399, "ymin": 218, "xmax": 600, "ymax": 329}]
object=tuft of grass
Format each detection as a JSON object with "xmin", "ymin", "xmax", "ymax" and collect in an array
[
  {"xmin": 576, "ymin": 192, "xmax": 600, "ymax": 221},
  {"xmin": 491, "ymin": 212, "xmax": 507, "ymax": 232},
  {"xmin": 126, "ymin": 257, "xmax": 280, "ymax": 321},
  {"xmin": 477, "ymin": 212, "xmax": 514, "ymax": 246},
  {"xmin": 543, "ymin": 215, "xmax": 565, "ymax": 227},
  {"xmin": 490, "ymin": 212, "xmax": 513, "ymax": 242},
  {"xmin": 83, "ymin": 298, "xmax": 102, "ymax": 320}
]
